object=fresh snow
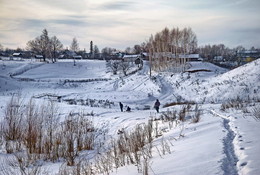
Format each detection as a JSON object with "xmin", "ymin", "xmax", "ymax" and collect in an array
[{"xmin": 0, "ymin": 58, "xmax": 259, "ymax": 175}]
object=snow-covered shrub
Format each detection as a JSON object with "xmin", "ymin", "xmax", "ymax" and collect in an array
[
  {"xmin": 63, "ymin": 98, "xmax": 114, "ymax": 108},
  {"xmin": 160, "ymin": 110, "xmax": 177, "ymax": 122},
  {"xmin": 252, "ymin": 105, "xmax": 260, "ymax": 120},
  {"xmin": 221, "ymin": 97, "xmax": 244, "ymax": 111},
  {"xmin": 5, "ymin": 152, "xmax": 44, "ymax": 175},
  {"xmin": 1, "ymin": 94, "xmax": 24, "ymax": 153},
  {"xmin": 179, "ymin": 105, "xmax": 187, "ymax": 122},
  {"xmin": 192, "ymin": 104, "xmax": 201, "ymax": 123},
  {"xmin": 119, "ymin": 61, "xmax": 131, "ymax": 76},
  {"xmin": 106, "ymin": 60, "xmax": 120, "ymax": 75},
  {"xmin": 90, "ymin": 121, "xmax": 155, "ymax": 174},
  {"xmin": 159, "ymin": 136, "xmax": 171, "ymax": 156},
  {"xmin": 1, "ymin": 95, "xmax": 98, "ymax": 169}
]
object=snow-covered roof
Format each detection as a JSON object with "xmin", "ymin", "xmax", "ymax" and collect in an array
[
  {"xmin": 153, "ymin": 52, "xmax": 200, "ymax": 59},
  {"xmin": 13, "ymin": 52, "xmax": 22, "ymax": 56},
  {"xmin": 73, "ymin": 55, "xmax": 82, "ymax": 58},
  {"xmin": 123, "ymin": 54, "xmax": 139, "ymax": 58},
  {"xmin": 35, "ymin": 55, "xmax": 43, "ymax": 58}
]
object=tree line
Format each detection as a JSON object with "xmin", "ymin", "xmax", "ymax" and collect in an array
[
  {"xmin": 1, "ymin": 28, "xmax": 259, "ymax": 66},
  {"xmin": 197, "ymin": 44, "xmax": 259, "ymax": 62},
  {"xmin": 146, "ymin": 27, "xmax": 197, "ymax": 73}
]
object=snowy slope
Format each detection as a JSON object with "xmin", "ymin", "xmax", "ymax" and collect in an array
[
  {"xmin": 0, "ymin": 58, "xmax": 259, "ymax": 175},
  {"xmin": 163, "ymin": 59, "xmax": 260, "ymax": 103}
]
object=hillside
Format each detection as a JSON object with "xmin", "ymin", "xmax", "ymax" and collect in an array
[{"xmin": 0, "ymin": 58, "xmax": 259, "ymax": 175}]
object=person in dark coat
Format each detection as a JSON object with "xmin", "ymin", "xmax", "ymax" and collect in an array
[
  {"xmin": 119, "ymin": 102, "xmax": 123, "ymax": 112},
  {"xmin": 126, "ymin": 106, "xmax": 131, "ymax": 112},
  {"xmin": 154, "ymin": 99, "xmax": 160, "ymax": 113}
]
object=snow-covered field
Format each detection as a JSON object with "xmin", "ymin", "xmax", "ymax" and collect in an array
[{"xmin": 0, "ymin": 58, "xmax": 259, "ymax": 175}]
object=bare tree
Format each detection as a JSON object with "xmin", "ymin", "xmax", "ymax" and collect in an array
[
  {"xmin": 26, "ymin": 29, "xmax": 62, "ymax": 62},
  {"xmin": 70, "ymin": 37, "xmax": 79, "ymax": 66},
  {"xmin": 119, "ymin": 61, "xmax": 131, "ymax": 76},
  {"xmin": 147, "ymin": 27, "xmax": 197, "ymax": 72},
  {"xmin": 106, "ymin": 60, "xmax": 120, "ymax": 75},
  {"xmin": 70, "ymin": 37, "xmax": 79, "ymax": 52},
  {"xmin": 133, "ymin": 44, "xmax": 142, "ymax": 54},
  {"xmin": 147, "ymin": 34, "xmax": 154, "ymax": 77},
  {"xmin": 50, "ymin": 36, "xmax": 63, "ymax": 63},
  {"xmin": 125, "ymin": 47, "xmax": 132, "ymax": 54},
  {"xmin": 27, "ymin": 29, "xmax": 51, "ymax": 62},
  {"xmin": 94, "ymin": 45, "xmax": 100, "ymax": 58}
]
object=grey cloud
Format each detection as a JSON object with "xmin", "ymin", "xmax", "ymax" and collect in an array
[
  {"xmin": 22, "ymin": 19, "xmax": 48, "ymax": 27},
  {"xmin": 20, "ymin": 14, "xmax": 131, "ymax": 34},
  {"xmin": 30, "ymin": 0, "xmax": 87, "ymax": 13},
  {"xmin": 162, "ymin": 0, "xmax": 260, "ymax": 11},
  {"xmin": 50, "ymin": 18, "xmax": 87, "ymax": 26},
  {"xmin": 21, "ymin": 16, "xmax": 88, "ymax": 28},
  {"xmin": 234, "ymin": 27, "xmax": 260, "ymax": 34},
  {"xmin": 0, "ymin": 33, "xmax": 7, "ymax": 39},
  {"xmin": 98, "ymin": 1, "xmax": 134, "ymax": 11}
]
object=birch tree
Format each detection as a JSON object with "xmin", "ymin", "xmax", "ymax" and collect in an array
[{"xmin": 147, "ymin": 27, "xmax": 197, "ymax": 72}]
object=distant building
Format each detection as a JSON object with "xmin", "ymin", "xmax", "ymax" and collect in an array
[
  {"xmin": 10, "ymin": 52, "xmax": 23, "ymax": 60},
  {"xmin": 236, "ymin": 50, "xmax": 260, "ymax": 63},
  {"xmin": 152, "ymin": 52, "xmax": 201, "ymax": 61},
  {"xmin": 73, "ymin": 55, "xmax": 82, "ymax": 59},
  {"xmin": 35, "ymin": 55, "xmax": 43, "ymax": 59},
  {"xmin": 123, "ymin": 54, "xmax": 139, "ymax": 62},
  {"xmin": 59, "ymin": 50, "xmax": 81, "ymax": 59},
  {"xmin": 213, "ymin": 56, "xmax": 224, "ymax": 62},
  {"xmin": 13, "ymin": 52, "xmax": 23, "ymax": 57}
]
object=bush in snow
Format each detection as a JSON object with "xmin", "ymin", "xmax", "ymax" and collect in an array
[
  {"xmin": 1, "ymin": 94, "xmax": 24, "ymax": 153},
  {"xmin": 119, "ymin": 61, "xmax": 131, "ymax": 76},
  {"xmin": 252, "ymin": 105, "xmax": 260, "ymax": 120},
  {"xmin": 1, "ymin": 95, "xmax": 97, "ymax": 169},
  {"xmin": 192, "ymin": 104, "xmax": 201, "ymax": 123},
  {"xmin": 220, "ymin": 97, "xmax": 244, "ymax": 111},
  {"xmin": 106, "ymin": 60, "xmax": 120, "ymax": 75}
]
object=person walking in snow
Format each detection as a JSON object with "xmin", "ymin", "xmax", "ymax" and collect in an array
[
  {"xmin": 119, "ymin": 102, "xmax": 123, "ymax": 112},
  {"xmin": 154, "ymin": 99, "xmax": 160, "ymax": 113}
]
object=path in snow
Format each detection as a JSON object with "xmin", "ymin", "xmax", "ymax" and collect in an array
[
  {"xmin": 210, "ymin": 110, "xmax": 239, "ymax": 175},
  {"xmin": 156, "ymin": 74, "xmax": 174, "ymax": 101},
  {"xmin": 222, "ymin": 118, "xmax": 239, "ymax": 175},
  {"xmin": 124, "ymin": 63, "xmax": 174, "ymax": 107}
]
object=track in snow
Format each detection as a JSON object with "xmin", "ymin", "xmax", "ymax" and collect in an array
[
  {"xmin": 210, "ymin": 110, "xmax": 239, "ymax": 175},
  {"xmin": 221, "ymin": 118, "xmax": 239, "ymax": 175}
]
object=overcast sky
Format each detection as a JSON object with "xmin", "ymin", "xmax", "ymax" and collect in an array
[{"xmin": 1, "ymin": 0, "xmax": 260, "ymax": 51}]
